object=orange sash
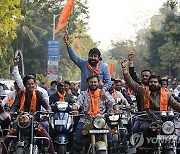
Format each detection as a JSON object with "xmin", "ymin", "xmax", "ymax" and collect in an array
[
  {"xmin": 88, "ymin": 89, "xmax": 100, "ymax": 116},
  {"xmin": 20, "ymin": 90, "xmax": 37, "ymax": 113},
  {"xmin": 57, "ymin": 91, "xmax": 66, "ymax": 102},
  {"xmin": 87, "ymin": 62, "xmax": 100, "ymax": 75},
  {"xmin": 87, "ymin": 62, "xmax": 104, "ymax": 86},
  {"xmin": 144, "ymin": 88, "xmax": 168, "ymax": 111}
]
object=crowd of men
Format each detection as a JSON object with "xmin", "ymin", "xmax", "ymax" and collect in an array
[{"xmin": 0, "ymin": 31, "xmax": 179, "ymax": 154}]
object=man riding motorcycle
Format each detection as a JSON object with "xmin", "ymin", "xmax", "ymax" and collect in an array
[
  {"xmin": 108, "ymin": 79, "xmax": 130, "ymax": 107},
  {"xmin": 121, "ymin": 59, "xmax": 180, "ymax": 152},
  {"xmin": 121, "ymin": 59, "xmax": 180, "ymax": 113},
  {"xmin": 2, "ymin": 75, "xmax": 55, "ymax": 154},
  {"xmin": 71, "ymin": 75, "xmax": 120, "ymax": 153},
  {"xmin": 49, "ymin": 81, "xmax": 74, "ymax": 105}
]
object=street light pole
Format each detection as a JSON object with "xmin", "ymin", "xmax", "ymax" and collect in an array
[{"xmin": 52, "ymin": 14, "xmax": 60, "ymax": 40}]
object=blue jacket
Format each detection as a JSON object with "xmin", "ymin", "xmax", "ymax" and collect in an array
[{"xmin": 67, "ymin": 46, "xmax": 111, "ymax": 91}]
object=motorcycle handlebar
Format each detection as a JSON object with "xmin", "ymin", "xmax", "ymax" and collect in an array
[
  {"xmin": 10, "ymin": 111, "xmax": 54, "ymax": 116},
  {"xmin": 36, "ymin": 111, "xmax": 54, "ymax": 115}
]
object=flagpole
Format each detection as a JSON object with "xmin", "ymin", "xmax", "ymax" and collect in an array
[{"xmin": 53, "ymin": 14, "xmax": 60, "ymax": 40}]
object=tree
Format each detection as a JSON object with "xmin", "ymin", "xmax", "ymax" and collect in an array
[
  {"xmin": 20, "ymin": 0, "xmax": 95, "ymax": 81},
  {"xmin": 4, "ymin": 0, "xmax": 92, "ymax": 79},
  {"xmin": 0, "ymin": 0, "xmax": 21, "ymax": 77},
  {"xmin": 147, "ymin": 6, "xmax": 180, "ymax": 80}
]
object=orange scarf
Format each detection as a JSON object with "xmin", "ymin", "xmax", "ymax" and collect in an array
[
  {"xmin": 87, "ymin": 61, "xmax": 100, "ymax": 75},
  {"xmin": 88, "ymin": 89, "xmax": 100, "ymax": 116},
  {"xmin": 87, "ymin": 62, "xmax": 104, "ymax": 86},
  {"xmin": 113, "ymin": 90, "xmax": 117, "ymax": 100},
  {"xmin": 20, "ymin": 90, "xmax": 37, "ymax": 113},
  {"xmin": 57, "ymin": 91, "xmax": 66, "ymax": 102},
  {"xmin": 144, "ymin": 88, "xmax": 168, "ymax": 111}
]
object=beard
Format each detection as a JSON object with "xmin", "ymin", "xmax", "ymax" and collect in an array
[
  {"xmin": 89, "ymin": 85, "xmax": 98, "ymax": 91},
  {"xmin": 149, "ymin": 85, "xmax": 160, "ymax": 92},
  {"xmin": 141, "ymin": 79, "xmax": 148, "ymax": 85},
  {"xmin": 88, "ymin": 59, "xmax": 98, "ymax": 66}
]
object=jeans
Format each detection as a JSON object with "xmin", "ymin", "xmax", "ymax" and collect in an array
[{"xmin": 132, "ymin": 118, "xmax": 141, "ymax": 133}]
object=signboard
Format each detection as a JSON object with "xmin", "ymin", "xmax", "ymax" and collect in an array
[{"xmin": 47, "ymin": 40, "xmax": 60, "ymax": 79}]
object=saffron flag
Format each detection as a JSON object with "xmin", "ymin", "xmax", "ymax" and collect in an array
[
  {"xmin": 55, "ymin": 0, "xmax": 74, "ymax": 34},
  {"xmin": 108, "ymin": 63, "xmax": 114, "ymax": 77}
]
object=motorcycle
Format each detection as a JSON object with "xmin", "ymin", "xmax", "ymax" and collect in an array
[
  {"xmin": 7, "ymin": 111, "xmax": 52, "ymax": 154},
  {"xmin": 107, "ymin": 104, "xmax": 135, "ymax": 154},
  {"xmin": 50, "ymin": 101, "xmax": 74, "ymax": 154},
  {"xmin": 132, "ymin": 110, "xmax": 180, "ymax": 154},
  {"xmin": 80, "ymin": 114, "xmax": 109, "ymax": 154}
]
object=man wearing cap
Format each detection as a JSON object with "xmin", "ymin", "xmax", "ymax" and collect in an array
[{"xmin": 64, "ymin": 32, "xmax": 111, "ymax": 99}]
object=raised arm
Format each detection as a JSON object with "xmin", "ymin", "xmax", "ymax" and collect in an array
[
  {"xmin": 12, "ymin": 57, "xmax": 25, "ymax": 91},
  {"xmin": 63, "ymin": 30, "xmax": 85, "ymax": 68},
  {"xmin": 128, "ymin": 51, "xmax": 140, "ymax": 84},
  {"xmin": 121, "ymin": 59, "xmax": 143, "ymax": 94}
]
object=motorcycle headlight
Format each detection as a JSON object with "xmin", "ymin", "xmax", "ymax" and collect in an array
[
  {"xmin": 56, "ymin": 102, "xmax": 68, "ymax": 111},
  {"xmin": 109, "ymin": 115, "xmax": 120, "ymax": 121},
  {"xmin": 92, "ymin": 116, "xmax": 106, "ymax": 129},
  {"xmin": 162, "ymin": 121, "xmax": 175, "ymax": 135},
  {"xmin": 18, "ymin": 115, "xmax": 30, "ymax": 129}
]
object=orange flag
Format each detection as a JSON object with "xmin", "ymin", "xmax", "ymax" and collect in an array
[
  {"xmin": 108, "ymin": 63, "xmax": 114, "ymax": 77},
  {"xmin": 55, "ymin": 0, "xmax": 74, "ymax": 34}
]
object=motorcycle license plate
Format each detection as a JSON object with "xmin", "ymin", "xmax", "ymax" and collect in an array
[
  {"xmin": 157, "ymin": 135, "xmax": 178, "ymax": 142},
  {"xmin": 89, "ymin": 129, "xmax": 109, "ymax": 134},
  {"xmin": 55, "ymin": 120, "xmax": 66, "ymax": 125}
]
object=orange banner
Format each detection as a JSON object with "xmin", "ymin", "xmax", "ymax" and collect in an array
[
  {"xmin": 55, "ymin": 0, "xmax": 74, "ymax": 34},
  {"xmin": 108, "ymin": 63, "xmax": 114, "ymax": 77}
]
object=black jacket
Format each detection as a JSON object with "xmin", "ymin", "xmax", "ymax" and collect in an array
[
  {"xmin": 12, "ymin": 90, "xmax": 50, "ymax": 112},
  {"xmin": 49, "ymin": 92, "xmax": 74, "ymax": 105}
]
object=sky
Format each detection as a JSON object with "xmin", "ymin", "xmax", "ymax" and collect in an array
[{"xmin": 87, "ymin": 0, "xmax": 167, "ymax": 50}]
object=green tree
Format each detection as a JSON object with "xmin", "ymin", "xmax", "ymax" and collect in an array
[
  {"xmin": 23, "ymin": 0, "xmax": 94, "ymax": 81},
  {"xmin": 107, "ymin": 40, "xmax": 134, "ymax": 77},
  {"xmin": 148, "ymin": 10, "xmax": 180, "ymax": 80},
  {"xmin": 0, "ymin": 0, "xmax": 21, "ymax": 77}
]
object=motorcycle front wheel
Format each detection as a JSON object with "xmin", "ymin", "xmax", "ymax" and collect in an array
[
  {"xmin": 58, "ymin": 144, "xmax": 67, "ymax": 154},
  {"xmin": 16, "ymin": 147, "xmax": 24, "ymax": 154}
]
